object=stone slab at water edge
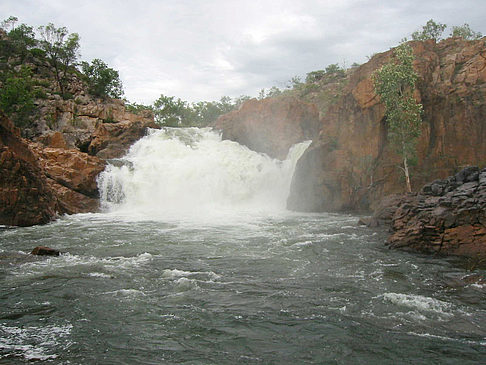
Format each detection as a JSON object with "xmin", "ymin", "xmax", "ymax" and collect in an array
[{"xmin": 384, "ymin": 166, "xmax": 486, "ymax": 258}]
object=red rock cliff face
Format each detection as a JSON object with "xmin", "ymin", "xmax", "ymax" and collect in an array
[
  {"xmin": 214, "ymin": 97, "xmax": 320, "ymax": 160},
  {"xmin": 288, "ymin": 38, "xmax": 486, "ymax": 212},
  {"xmin": 0, "ymin": 114, "xmax": 58, "ymax": 226}
]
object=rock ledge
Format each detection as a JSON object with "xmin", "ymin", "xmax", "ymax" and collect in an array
[{"xmin": 384, "ymin": 166, "xmax": 486, "ymax": 258}]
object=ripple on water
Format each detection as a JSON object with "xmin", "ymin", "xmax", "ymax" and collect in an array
[
  {"xmin": 6, "ymin": 252, "xmax": 155, "ymax": 279},
  {"xmin": 0, "ymin": 323, "xmax": 73, "ymax": 361}
]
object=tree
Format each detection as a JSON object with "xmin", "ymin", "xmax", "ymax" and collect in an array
[
  {"xmin": 1, "ymin": 16, "xmax": 18, "ymax": 32},
  {"xmin": 287, "ymin": 75, "xmax": 303, "ymax": 89},
  {"xmin": 325, "ymin": 63, "xmax": 343, "ymax": 74},
  {"xmin": 266, "ymin": 86, "xmax": 282, "ymax": 98},
  {"xmin": 306, "ymin": 70, "xmax": 326, "ymax": 83},
  {"xmin": 234, "ymin": 95, "xmax": 251, "ymax": 108},
  {"xmin": 411, "ymin": 19, "xmax": 446, "ymax": 41},
  {"xmin": 152, "ymin": 94, "xmax": 189, "ymax": 126},
  {"xmin": 450, "ymin": 23, "xmax": 482, "ymax": 40},
  {"xmin": 0, "ymin": 17, "xmax": 37, "ymax": 65},
  {"xmin": 81, "ymin": 59, "xmax": 123, "ymax": 99},
  {"xmin": 37, "ymin": 23, "xmax": 80, "ymax": 97},
  {"xmin": 373, "ymin": 43, "xmax": 423, "ymax": 192},
  {"xmin": 189, "ymin": 96, "xmax": 236, "ymax": 126},
  {"xmin": 0, "ymin": 66, "xmax": 35, "ymax": 128}
]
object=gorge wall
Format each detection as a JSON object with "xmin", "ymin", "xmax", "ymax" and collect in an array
[
  {"xmin": 214, "ymin": 37, "xmax": 486, "ymax": 214},
  {"xmin": 285, "ymin": 37, "xmax": 486, "ymax": 212},
  {"xmin": 214, "ymin": 96, "xmax": 320, "ymax": 160}
]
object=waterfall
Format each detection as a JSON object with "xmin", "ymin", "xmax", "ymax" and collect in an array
[{"xmin": 97, "ymin": 127, "xmax": 310, "ymax": 220}]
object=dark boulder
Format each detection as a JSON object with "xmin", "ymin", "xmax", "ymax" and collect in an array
[
  {"xmin": 31, "ymin": 246, "xmax": 61, "ymax": 256},
  {"xmin": 379, "ymin": 166, "xmax": 486, "ymax": 258}
]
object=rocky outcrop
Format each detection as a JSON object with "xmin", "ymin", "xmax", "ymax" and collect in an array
[
  {"xmin": 384, "ymin": 167, "xmax": 486, "ymax": 258},
  {"xmin": 213, "ymin": 97, "xmax": 320, "ymax": 160},
  {"xmin": 1, "ymin": 99, "xmax": 156, "ymax": 226},
  {"xmin": 288, "ymin": 37, "xmax": 486, "ymax": 212},
  {"xmin": 33, "ymin": 96, "xmax": 156, "ymax": 156},
  {"xmin": 0, "ymin": 114, "xmax": 59, "ymax": 226},
  {"xmin": 34, "ymin": 146, "xmax": 106, "ymax": 214},
  {"xmin": 86, "ymin": 119, "xmax": 158, "ymax": 159}
]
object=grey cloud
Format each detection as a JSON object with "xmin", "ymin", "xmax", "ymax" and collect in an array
[{"xmin": 1, "ymin": 0, "xmax": 485, "ymax": 103}]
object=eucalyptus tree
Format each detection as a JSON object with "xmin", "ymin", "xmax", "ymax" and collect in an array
[
  {"xmin": 37, "ymin": 23, "xmax": 80, "ymax": 97},
  {"xmin": 450, "ymin": 23, "xmax": 483, "ymax": 40},
  {"xmin": 411, "ymin": 19, "xmax": 447, "ymax": 41},
  {"xmin": 373, "ymin": 43, "xmax": 423, "ymax": 192},
  {"xmin": 81, "ymin": 58, "xmax": 124, "ymax": 99}
]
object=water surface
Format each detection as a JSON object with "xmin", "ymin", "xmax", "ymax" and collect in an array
[{"xmin": 1, "ymin": 128, "xmax": 484, "ymax": 363}]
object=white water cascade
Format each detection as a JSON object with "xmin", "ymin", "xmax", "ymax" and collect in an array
[{"xmin": 97, "ymin": 127, "xmax": 310, "ymax": 221}]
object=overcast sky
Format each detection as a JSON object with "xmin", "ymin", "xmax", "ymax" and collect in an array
[{"xmin": 1, "ymin": 0, "xmax": 485, "ymax": 104}]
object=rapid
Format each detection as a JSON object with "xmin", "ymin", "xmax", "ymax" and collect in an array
[{"xmin": 0, "ymin": 128, "xmax": 484, "ymax": 364}]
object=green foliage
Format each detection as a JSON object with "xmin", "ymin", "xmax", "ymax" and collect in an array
[
  {"xmin": 305, "ymin": 70, "xmax": 326, "ymax": 83},
  {"xmin": 81, "ymin": 58, "xmax": 123, "ymax": 99},
  {"xmin": 0, "ymin": 17, "xmax": 38, "ymax": 68},
  {"xmin": 0, "ymin": 66, "xmax": 35, "ymax": 128},
  {"xmin": 373, "ymin": 43, "xmax": 423, "ymax": 192},
  {"xmin": 37, "ymin": 23, "xmax": 80, "ymax": 97},
  {"xmin": 189, "ymin": 96, "xmax": 235, "ymax": 126},
  {"xmin": 410, "ymin": 19, "xmax": 482, "ymax": 42},
  {"xmin": 288, "ymin": 76, "xmax": 303, "ymax": 89},
  {"xmin": 1, "ymin": 16, "xmax": 18, "ymax": 31},
  {"xmin": 411, "ymin": 19, "xmax": 447, "ymax": 41},
  {"xmin": 450, "ymin": 23, "xmax": 483, "ymax": 40},
  {"xmin": 0, "ymin": 16, "xmax": 130, "ymax": 135},
  {"xmin": 258, "ymin": 86, "xmax": 283, "ymax": 100},
  {"xmin": 125, "ymin": 101, "xmax": 152, "ymax": 115},
  {"xmin": 305, "ymin": 64, "xmax": 345, "ymax": 84},
  {"xmin": 325, "ymin": 63, "xmax": 343, "ymax": 74},
  {"xmin": 153, "ymin": 94, "xmax": 189, "ymax": 127},
  {"xmin": 233, "ymin": 95, "xmax": 251, "ymax": 108},
  {"xmin": 152, "ymin": 94, "xmax": 240, "ymax": 127}
]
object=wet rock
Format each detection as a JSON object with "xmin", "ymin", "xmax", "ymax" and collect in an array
[
  {"xmin": 87, "ymin": 119, "xmax": 158, "ymax": 159},
  {"xmin": 34, "ymin": 147, "xmax": 106, "ymax": 200},
  {"xmin": 0, "ymin": 114, "xmax": 59, "ymax": 226},
  {"xmin": 383, "ymin": 166, "xmax": 486, "ymax": 258},
  {"xmin": 31, "ymin": 246, "xmax": 60, "ymax": 256},
  {"xmin": 358, "ymin": 217, "xmax": 380, "ymax": 227}
]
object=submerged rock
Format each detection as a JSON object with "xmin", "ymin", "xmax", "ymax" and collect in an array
[
  {"xmin": 31, "ymin": 246, "xmax": 61, "ymax": 256},
  {"xmin": 381, "ymin": 167, "xmax": 486, "ymax": 258}
]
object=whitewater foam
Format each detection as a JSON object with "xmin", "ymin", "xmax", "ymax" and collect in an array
[
  {"xmin": 0, "ymin": 323, "xmax": 72, "ymax": 361},
  {"xmin": 97, "ymin": 127, "xmax": 310, "ymax": 221},
  {"xmin": 382, "ymin": 293, "xmax": 452, "ymax": 315}
]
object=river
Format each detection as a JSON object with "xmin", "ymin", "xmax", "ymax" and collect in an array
[{"xmin": 1, "ymin": 128, "xmax": 484, "ymax": 363}]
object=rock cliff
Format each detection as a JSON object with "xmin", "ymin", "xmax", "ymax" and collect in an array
[
  {"xmin": 1, "ymin": 93, "xmax": 157, "ymax": 226},
  {"xmin": 213, "ymin": 96, "xmax": 320, "ymax": 160},
  {"xmin": 288, "ymin": 37, "xmax": 486, "ymax": 212},
  {"xmin": 0, "ymin": 114, "xmax": 58, "ymax": 226}
]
